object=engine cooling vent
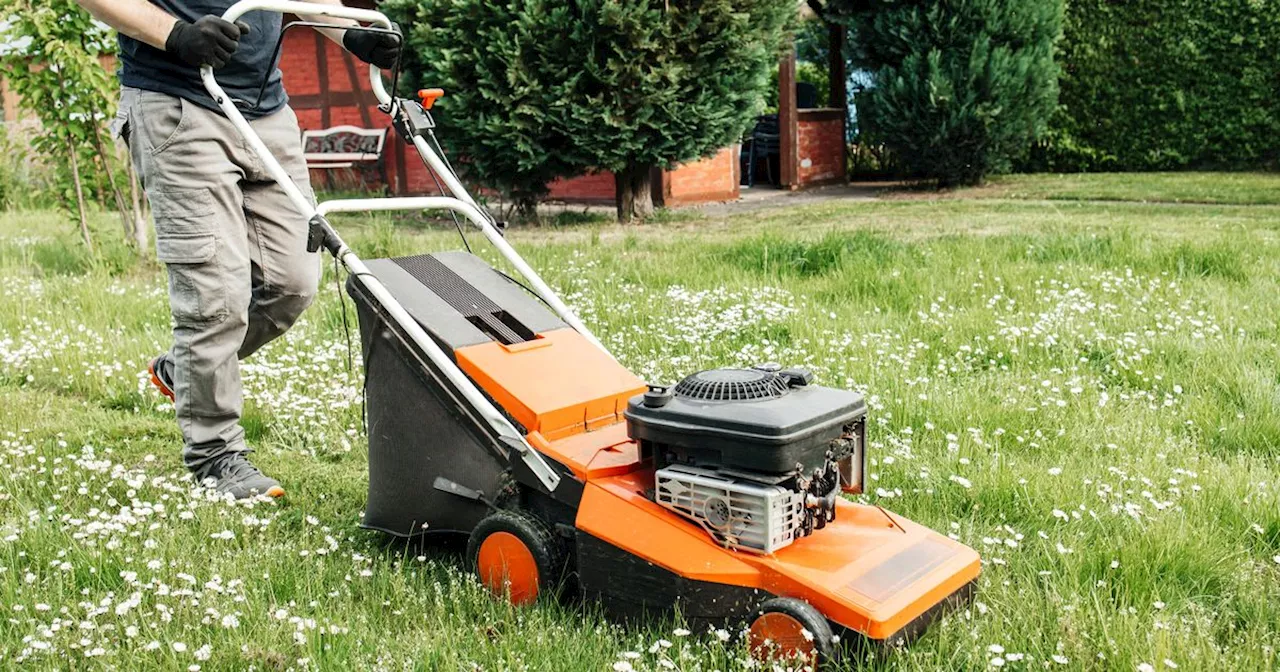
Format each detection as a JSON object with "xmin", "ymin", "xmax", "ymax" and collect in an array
[
  {"xmin": 673, "ymin": 368, "xmax": 790, "ymax": 402},
  {"xmin": 655, "ymin": 465, "xmax": 805, "ymax": 554}
]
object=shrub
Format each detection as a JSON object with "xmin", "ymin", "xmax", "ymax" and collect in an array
[
  {"xmin": 0, "ymin": 122, "xmax": 59, "ymax": 210},
  {"xmin": 829, "ymin": 0, "xmax": 1063, "ymax": 186}
]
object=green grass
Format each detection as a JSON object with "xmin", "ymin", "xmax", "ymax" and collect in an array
[
  {"xmin": 2, "ymin": 176, "xmax": 1280, "ymax": 670},
  {"xmin": 965, "ymin": 171, "xmax": 1280, "ymax": 205}
]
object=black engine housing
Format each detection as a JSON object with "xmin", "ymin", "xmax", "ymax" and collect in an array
[{"xmin": 625, "ymin": 367, "xmax": 867, "ymax": 480}]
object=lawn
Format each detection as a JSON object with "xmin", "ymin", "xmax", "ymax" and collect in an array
[
  {"xmin": 1, "ymin": 175, "xmax": 1279, "ymax": 671},
  {"xmin": 961, "ymin": 171, "xmax": 1280, "ymax": 206}
]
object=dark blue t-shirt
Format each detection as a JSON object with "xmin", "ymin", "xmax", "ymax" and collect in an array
[{"xmin": 118, "ymin": 1, "xmax": 287, "ymax": 118}]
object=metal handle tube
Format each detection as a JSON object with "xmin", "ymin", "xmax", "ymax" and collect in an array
[
  {"xmin": 409, "ymin": 132, "xmax": 481, "ymax": 210},
  {"xmin": 317, "ymin": 197, "xmax": 612, "ymax": 357}
]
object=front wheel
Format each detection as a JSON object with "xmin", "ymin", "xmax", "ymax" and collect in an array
[
  {"xmin": 747, "ymin": 596, "xmax": 838, "ymax": 668},
  {"xmin": 466, "ymin": 509, "xmax": 564, "ymax": 606}
]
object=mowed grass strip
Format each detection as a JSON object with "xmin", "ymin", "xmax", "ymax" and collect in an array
[
  {"xmin": 956, "ymin": 171, "xmax": 1280, "ymax": 206},
  {"xmin": 1, "ymin": 177, "xmax": 1278, "ymax": 670}
]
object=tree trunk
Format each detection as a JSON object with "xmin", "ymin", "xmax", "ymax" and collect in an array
[
  {"xmin": 65, "ymin": 134, "xmax": 93, "ymax": 253},
  {"xmin": 614, "ymin": 163, "xmax": 655, "ymax": 224},
  {"xmin": 91, "ymin": 124, "xmax": 136, "ymax": 248},
  {"xmin": 125, "ymin": 146, "xmax": 149, "ymax": 253}
]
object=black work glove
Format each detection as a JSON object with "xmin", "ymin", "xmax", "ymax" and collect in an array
[
  {"xmin": 343, "ymin": 28, "xmax": 401, "ymax": 69},
  {"xmin": 165, "ymin": 16, "xmax": 251, "ymax": 69}
]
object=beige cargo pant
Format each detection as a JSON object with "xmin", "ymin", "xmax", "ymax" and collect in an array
[{"xmin": 118, "ymin": 88, "xmax": 320, "ymax": 471}]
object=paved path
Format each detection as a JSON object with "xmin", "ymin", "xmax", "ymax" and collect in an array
[
  {"xmin": 692, "ymin": 182, "xmax": 885, "ymax": 218},
  {"xmin": 535, "ymin": 181, "xmax": 889, "ymax": 221}
]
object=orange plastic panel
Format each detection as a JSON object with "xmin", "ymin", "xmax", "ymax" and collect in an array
[
  {"xmin": 576, "ymin": 471, "xmax": 761, "ymax": 586},
  {"xmin": 526, "ymin": 425, "xmax": 643, "ymax": 481},
  {"xmin": 455, "ymin": 328, "xmax": 646, "ymax": 441},
  {"xmin": 576, "ymin": 471, "xmax": 981, "ymax": 639}
]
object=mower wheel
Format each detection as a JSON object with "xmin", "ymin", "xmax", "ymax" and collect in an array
[
  {"xmin": 467, "ymin": 509, "xmax": 564, "ymax": 607},
  {"xmin": 747, "ymin": 596, "xmax": 837, "ymax": 668}
]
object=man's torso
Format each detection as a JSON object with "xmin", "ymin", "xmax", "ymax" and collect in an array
[{"xmin": 118, "ymin": 0, "xmax": 286, "ymax": 118}]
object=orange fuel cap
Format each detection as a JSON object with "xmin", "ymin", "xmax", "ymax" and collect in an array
[{"xmin": 417, "ymin": 88, "xmax": 444, "ymax": 110}]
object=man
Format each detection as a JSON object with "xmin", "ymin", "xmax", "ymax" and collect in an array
[{"xmin": 76, "ymin": 0, "xmax": 399, "ymax": 499}]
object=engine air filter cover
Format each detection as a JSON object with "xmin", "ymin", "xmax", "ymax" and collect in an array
[{"xmin": 673, "ymin": 368, "xmax": 790, "ymax": 402}]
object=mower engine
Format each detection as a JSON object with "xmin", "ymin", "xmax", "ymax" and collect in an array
[{"xmin": 625, "ymin": 366, "xmax": 867, "ymax": 554}]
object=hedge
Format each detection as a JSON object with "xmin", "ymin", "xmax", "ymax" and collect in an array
[{"xmin": 1024, "ymin": 0, "xmax": 1280, "ymax": 171}]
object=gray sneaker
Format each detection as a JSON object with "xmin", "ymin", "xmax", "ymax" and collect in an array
[{"xmin": 192, "ymin": 451, "xmax": 285, "ymax": 499}]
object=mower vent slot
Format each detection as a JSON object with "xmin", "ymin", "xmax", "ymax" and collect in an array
[
  {"xmin": 394, "ymin": 254, "xmax": 535, "ymax": 345},
  {"xmin": 465, "ymin": 311, "xmax": 535, "ymax": 345}
]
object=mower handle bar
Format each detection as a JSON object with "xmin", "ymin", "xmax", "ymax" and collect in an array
[{"xmin": 208, "ymin": 0, "xmax": 393, "ymax": 106}]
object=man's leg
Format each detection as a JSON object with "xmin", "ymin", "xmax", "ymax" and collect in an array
[
  {"xmin": 126, "ymin": 91, "xmax": 281, "ymax": 498},
  {"xmin": 239, "ymin": 104, "xmax": 320, "ymax": 358}
]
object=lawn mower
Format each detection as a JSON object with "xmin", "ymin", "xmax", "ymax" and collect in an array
[{"xmin": 206, "ymin": 2, "xmax": 980, "ymax": 666}]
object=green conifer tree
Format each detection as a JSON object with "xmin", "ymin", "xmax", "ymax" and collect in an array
[{"xmin": 827, "ymin": 0, "xmax": 1063, "ymax": 185}]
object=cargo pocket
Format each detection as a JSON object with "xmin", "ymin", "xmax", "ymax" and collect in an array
[
  {"xmin": 152, "ymin": 189, "xmax": 226, "ymax": 325},
  {"xmin": 136, "ymin": 92, "xmax": 188, "ymax": 156}
]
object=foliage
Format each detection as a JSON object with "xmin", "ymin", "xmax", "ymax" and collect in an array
[
  {"xmin": 381, "ymin": 1, "xmax": 577, "ymax": 217},
  {"xmin": 0, "ymin": 123, "xmax": 60, "ymax": 211},
  {"xmin": 385, "ymin": 0, "xmax": 794, "ymax": 222},
  {"xmin": 1021, "ymin": 0, "xmax": 1280, "ymax": 172},
  {"xmin": 0, "ymin": 0, "xmax": 134, "ymax": 249},
  {"xmin": 0, "ymin": 124, "xmax": 28, "ymax": 210},
  {"xmin": 829, "ymin": 0, "xmax": 1063, "ymax": 186}
]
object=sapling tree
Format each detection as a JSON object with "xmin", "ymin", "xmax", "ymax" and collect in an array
[{"xmin": 0, "ymin": 0, "xmax": 147, "ymax": 251}]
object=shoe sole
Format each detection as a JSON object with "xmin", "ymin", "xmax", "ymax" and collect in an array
[{"xmin": 148, "ymin": 357, "xmax": 175, "ymax": 402}]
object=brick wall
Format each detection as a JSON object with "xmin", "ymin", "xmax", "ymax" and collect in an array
[
  {"xmin": 546, "ymin": 147, "xmax": 740, "ymax": 206},
  {"xmin": 546, "ymin": 171, "xmax": 617, "ymax": 204},
  {"xmin": 4, "ymin": 31, "xmax": 749, "ymax": 207},
  {"xmin": 796, "ymin": 111, "xmax": 846, "ymax": 187},
  {"xmin": 280, "ymin": 30, "xmax": 441, "ymax": 196},
  {"xmin": 660, "ymin": 146, "xmax": 740, "ymax": 206}
]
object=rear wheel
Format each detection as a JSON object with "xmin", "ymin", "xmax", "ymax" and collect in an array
[
  {"xmin": 467, "ymin": 509, "xmax": 564, "ymax": 606},
  {"xmin": 748, "ymin": 596, "xmax": 837, "ymax": 668}
]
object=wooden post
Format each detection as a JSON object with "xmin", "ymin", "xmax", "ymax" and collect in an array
[
  {"xmin": 778, "ymin": 48, "xmax": 799, "ymax": 190},
  {"xmin": 828, "ymin": 22, "xmax": 848, "ymax": 184},
  {"xmin": 828, "ymin": 23, "xmax": 846, "ymax": 111},
  {"xmin": 314, "ymin": 32, "xmax": 331, "ymax": 128},
  {"xmin": 91, "ymin": 124, "xmax": 135, "ymax": 246},
  {"xmin": 125, "ymin": 149, "xmax": 149, "ymax": 253}
]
